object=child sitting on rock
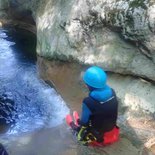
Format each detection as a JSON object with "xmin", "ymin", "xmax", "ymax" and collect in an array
[{"xmin": 66, "ymin": 66, "xmax": 119, "ymax": 146}]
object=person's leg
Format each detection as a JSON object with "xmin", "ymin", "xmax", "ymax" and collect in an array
[
  {"xmin": 73, "ymin": 111, "xmax": 80, "ymax": 126},
  {"xmin": 66, "ymin": 114, "xmax": 80, "ymax": 132},
  {"xmin": 70, "ymin": 122, "xmax": 81, "ymax": 132},
  {"xmin": 89, "ymin": 129, "xmax": 104, "ymax": 143}
]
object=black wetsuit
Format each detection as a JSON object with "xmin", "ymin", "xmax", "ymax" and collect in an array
[{"xmin": 83, "ymin": 90, "xmax": 118, "ymax": 132}]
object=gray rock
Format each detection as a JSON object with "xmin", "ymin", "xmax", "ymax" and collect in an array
[
  {"xmin": 35, "ymin": 0, "xmax": 155, "ymax": 81},
  {"xmin": 3, "ymin": 0, "xmax": 155, "ymax": 81},
  {"xmin": 0, "ymin": 0, "xmax": 9, "ymax": 10},
  {"xmin": 34, "ymin": 0, "xmax": 155, "ymax": 80},
  {"xmin": 108, "ymin": 73, "xmax": 155, "ymax": 114}
]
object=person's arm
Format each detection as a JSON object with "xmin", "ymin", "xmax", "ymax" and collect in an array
[{"xmin": 80, "ymin": 103, "xmax": 92, "ymax": 126}]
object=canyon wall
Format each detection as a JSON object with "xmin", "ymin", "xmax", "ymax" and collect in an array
[{"xmin": 1, "ymin": 0, "xmax": 155, "ymax": 114}]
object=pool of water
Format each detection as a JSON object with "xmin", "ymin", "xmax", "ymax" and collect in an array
[{"xmin": 0, "ymin": 27, "xmax": 69, "ymax": 136}]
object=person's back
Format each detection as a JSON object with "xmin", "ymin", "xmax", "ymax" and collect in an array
[
  {"xmin": 66, "ymin": 66, "xmax": 119, "ymax": 145},
  {"xmin": 83, "ymin": 87, "xmax": 118, "ymax": 132}
]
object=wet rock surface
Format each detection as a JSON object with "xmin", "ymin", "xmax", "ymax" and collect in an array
[
  {"xmin": 2, "ymin": 124, "xmax": 147, "ymax": 155},
  {"xmin": 37, "ymin": 57, "xmax": 155, "ymax": 155},
  {"xmin": 38, "ymin": 57, "xmax": 155, "ymax": 114}
]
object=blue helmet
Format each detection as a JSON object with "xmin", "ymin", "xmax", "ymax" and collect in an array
[{"xmin": 83, "ymin": 66, "xmax": 107, "ymax": 89}]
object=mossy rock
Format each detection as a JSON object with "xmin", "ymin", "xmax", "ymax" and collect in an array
[{"xmin": 129, "ymin": 0, "xmax": 147, "ymax": 9}]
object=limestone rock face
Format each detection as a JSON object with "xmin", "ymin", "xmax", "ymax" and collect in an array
[
  {"xmin": 5, "ymin": 0, "xmax": 155, "ymax": 81},
  {"xmin": 87, "ymin": 0, "xmax": 155, "ymax": 60},
  {"xmin": 8, "ymin": 0, "xmax": 40, "ymax": 18},
  {"xmin": 0, "ymin": 0, "xmax": 9, "ymax": 20},
  {"xmin": 35, "ymin": 0, "xmax": 155, "ymax": 81},
  {"xmin": 0, "ymin": 0, "xmax": 9, "ymax": 10}
]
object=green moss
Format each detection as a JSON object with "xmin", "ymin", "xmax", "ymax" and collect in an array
[{"xmin": 129, "ymin": 0, "xmax": 147, "ymax": 9}]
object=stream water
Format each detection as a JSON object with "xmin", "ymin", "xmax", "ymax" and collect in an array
[{"xmin": 0, "ymin": 27, "xmax": 69, "ymax": 136}]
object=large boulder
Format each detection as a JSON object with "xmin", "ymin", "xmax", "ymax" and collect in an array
[
  {"xmin": 87, "ymin": 0, "xmax": 155, "ymax": 62},
  {"xmin": 5, "ymin": 0, "xmax": 155, "ymax": 81},
  {"xmin": 35, "ymin": 0, "xmax": 155, "ymax": 81}
]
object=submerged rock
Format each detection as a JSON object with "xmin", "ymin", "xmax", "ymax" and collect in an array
[{"xmin": 0, "ymin": 92, "xmax": 17, "ymax": 124}]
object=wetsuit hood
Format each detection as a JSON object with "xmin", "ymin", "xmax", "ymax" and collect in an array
[{"xmin": 89, "ymin": 85, "xmax": 112, "ymax": 103}]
